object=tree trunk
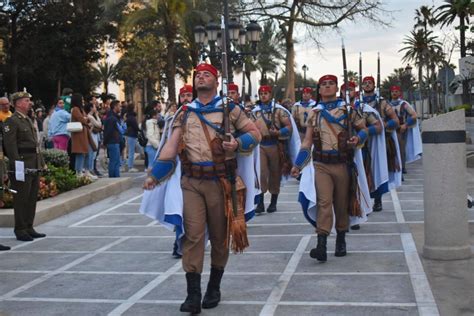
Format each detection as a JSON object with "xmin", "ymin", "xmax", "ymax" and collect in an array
[
  {"xmin": 459, "ymin": 15, "xmax": 469, "ymax": 104},
  {"xmin": 246, "ymin": 70, "xmax": 252, "ymax": 99},
  {"xmin": 57, "ymin": 78, "xmax": 61, "ymax": 98},
  {"xmin": 165, "ymin": 25, "xmax": 177, "ymax": 103}
]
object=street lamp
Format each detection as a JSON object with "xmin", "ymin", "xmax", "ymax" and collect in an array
[
  {"xmin": 302, "ymin": 64, "xmax": 308, "ymax": 87},
  {"xmin": 193, "ymin": 17, "xmax": 262, "ymax": 82}
]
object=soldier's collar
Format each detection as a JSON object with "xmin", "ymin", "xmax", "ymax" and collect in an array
[{"xmin": 15, "ymin": 111, "xmax": 28, "ymax": 119}]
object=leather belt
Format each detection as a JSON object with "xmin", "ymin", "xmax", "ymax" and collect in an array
[
  {"xmin": 313, "ymin": 151, "xmax": 348, "ymax": 164},
  {"xmin": 182, "ymin": 159, "xmax": 237, "ymax": 179},
  {"xmin": 18, "ymin": 148, "xmax": 38, "ymax": 154}
]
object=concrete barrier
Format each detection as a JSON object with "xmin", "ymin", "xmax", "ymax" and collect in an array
[
  {"xmin": 422, "ymin": 110, "xmax": 471, "ymax": 260},
  {"xmin": 0, "ymin": 177, "xmax": 133, "ymax": 227}
]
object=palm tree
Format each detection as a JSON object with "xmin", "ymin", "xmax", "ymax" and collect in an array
[
  {"xmin": 414, "ymin": 5, "xmax": 436, "ymax": 33},
  {"xmin": 93, "ymin": 62, "xmax": 118, "ymax": 95},
  {"xmin": 255, "ymin": 20, "xmax": 284, "ymax": 84},
  {"xmin": 435, "ymin": 0, "xmax": 472, "ymax": 58}
]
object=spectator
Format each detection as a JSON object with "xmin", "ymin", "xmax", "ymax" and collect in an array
[
  {"xmin": 86, "ymin": 96, "xmax": 103, "ymax": 176},
  {"xmin": 61, "ymin": 87, "xmax": 73, "ymax": 112},
  {"xmin": 42, "ymin": 107, "xmax": 54, "ymax": 149},
  {"xmin": 124, "ymin": 103, "xmax": 140, "ymax": 172},
  {"xmin": 0, "ymin": 97, "xmax": 12, "ymax": 122},
  {"xmin": 85, "ymin": 102, "xmax": 102, "ymax": 178},
  {"xmin": 103, "ymin": 100, "xmax": 124, "ymax": 177},
  {"xmin": 144, "ymin": 109, "xmax": 161, "ymax": 170},
  {"xmin": 70, "ymin": 93, "xmax": 91, "ymax": 177},
  {"xmin": 48, "ymin": 98, "xmax": 71, "ymax": 151}
]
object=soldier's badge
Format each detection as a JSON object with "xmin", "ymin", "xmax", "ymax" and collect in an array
[{"xmin": 3, "ymin": 125, "xmax": 10, "ymax": 133}]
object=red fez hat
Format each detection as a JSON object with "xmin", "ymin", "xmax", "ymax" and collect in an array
[
  {"xmin": 179, "ymin": 84, "xmax": 193, "ymax": 95},
  {"xmin": 302, "ymin": 87, "xmax": 313, "ymax": 94},
  {"xmin": 258, "ymin": 85, "xmax": 272, "ymax": 93},
  {"xmin": 228, "ymin": 83, "xmax": 239, "ymax": 92},
  {"xmin": 390, "ymin": 85, "xmax": 402, "ymax": 92},
  {"xmin": 318, "ymin": 75, "xmax": 338, "ymax": 85},
  {"xmin": 341, "ymin": 81, "xmax": 356, "ymax": 90},
  {"xmin": 195, "ymin": 63, "xmax": 218, "ymax": 78},
  {"xmin": 362, "ymin": 76, "xmax": 375, "ymax": 84}
]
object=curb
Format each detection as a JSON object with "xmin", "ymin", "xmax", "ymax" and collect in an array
[{"xmin": 0, "ymin": 177, "xmax": 133, "ymax": 227}]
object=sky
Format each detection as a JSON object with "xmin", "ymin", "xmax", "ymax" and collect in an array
[{"xmin": 293, "ymin": 0, "xmax": 450, "ymax": 83}]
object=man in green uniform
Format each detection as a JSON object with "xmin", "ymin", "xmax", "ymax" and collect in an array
[{"xmin": 3, "ymin": 91, "xmax": 47, "ymax": 242}]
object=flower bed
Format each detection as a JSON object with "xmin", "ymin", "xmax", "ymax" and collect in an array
[{"xmin": 2, "ymin": 149, "xmax": 92, "ymax": 208}]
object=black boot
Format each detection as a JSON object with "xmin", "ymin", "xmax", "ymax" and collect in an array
[
  {"xmin": 335, "ymin": 231, "xmax": 347, "ymax": 257},
  {"xmin": 0, "ymin": 244, "xmax": 10, "ymax": 251},
  {"xmin": 26, "ymin": 228, "xmax": 46, "ymax": 239},
  {"xmin": 373, "ymin": 197, "xmax": 382, "ymax": 212},
  {"xmin": 202, "ymin": 267, "xmax": 224, "ymax": 309},
  {"xmin": 255, "ymin": 194, "xmax": 264, "ymax": 215},
  {"xmin": 350, "ymin": 224, "xmax": 360, "ymax": 230},
  {"xmin": 180, "ymin": 272, "xmax": 202, "ymax": 314},
  {"xmin": 266, "ymin": 194, "xmax": 278, "ymax": 213},
  {"xmin": 309, "ymin": 234, "xmax": 327, "ymax": 262}
]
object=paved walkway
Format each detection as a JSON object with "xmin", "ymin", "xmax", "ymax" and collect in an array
[{"xmin": 0, "ymin": 162, "xmax": 472, "ymax": 315}]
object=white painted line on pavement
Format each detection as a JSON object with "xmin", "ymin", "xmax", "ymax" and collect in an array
[
  {"xmin": 0, "ymin": 237, "xmax": 129, "ymax": 300},
  {"xmin": 293, "ymin": 272, "xmax": 408, "ymax": 275},
  {"xmin": 280, "ymin": 301, "xmax": 417, "ymax": 307},
  {"xmin": 390, "ymin": 189, "xmax": 406, "ymax": 223},
  {"xmin": 107, "ymin": 260, "xmax": 183, "ymax": 316},
  {"xmin": 69, "ymin": 194, "xmax": 143, "ymax": 227},
  {"xmin": 4, "ymin": 297, "xmax": 124, "ymax": 304},
  {"xmin": 400, "ymin": 233, "xmax": 439, "ymax": 316},
  {"xmin": 146, "ymin": 220, "xmax": 159, "ymax": 226},
  {"xmin": 259, "ymin": 235, "xmax": 311, "ymax": 316},
  {"xmin": 126, "ymin": 202, "xmax": 142, "ymax": 205}
]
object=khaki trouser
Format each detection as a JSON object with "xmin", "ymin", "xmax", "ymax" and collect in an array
[
  {"xmin": 315, "ymin": 162, "xmax": 350, "ymax": 235},
  {"xmin": 397, "ymin": 131, "xmax": 407, "ymax": 171},
  {"xmin": 181, "ymin": 176, "xmax": 229, "ymax": 273},
  {"xmin": 12, "ymin": 174, "xmax": 40, "ymax": 232},
  {"xmin": 260, "ymin": 144, "xmax": 281, "ymax": 194}
]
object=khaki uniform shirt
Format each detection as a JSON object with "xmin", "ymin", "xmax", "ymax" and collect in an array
[
  {"xmin": 252, "ymin": 106, "xmax": 289, "ymax": 139},
  {"xmin": 3, "ymin": 111, "xmax": 45, "ymax": 170},
  {"xmin": 389, "ymin": 99, "xmax": 417, "ymax": 126},
  {"xmin": 308, "ymin": 104, "xmax": 364, "ymax": 151},
  {"xmin": 173, "ymin": 103, "xmax": 251, "ymax": 163},
  {"xmin": 291, "ymin": 100, "xmax": 316, "ymax": 130}
]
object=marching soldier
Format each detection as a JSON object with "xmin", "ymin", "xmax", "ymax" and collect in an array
[
  {"xmin": 389, "ymin": 85, "xmax": 420, "ymax": 172},
  {"xmin": 178, "ymin": 84, "xmax": 194, "ymax": 108},
  {"xmin": 142, "ymin": 63, "xmax": 261, "ymax": 314},
  {"xmin": 292, "ymin": 87, "xmax": 316, "ymax": 139},
  {"xmin": 252, "ymin": 85, "xmax": 293, "ymax": 214},
  {"xmin": 362, "ymin": 76, "xmax": 400, "ymax": 212},
  {"xmin": 3, "ymin": 92, "xmax": 47, "ymax": 242},
  {"xmin": 291, "ymin": 75, "xmax": 368, "ymax": 262}
]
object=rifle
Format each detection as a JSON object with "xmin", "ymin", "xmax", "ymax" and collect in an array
[
  {"xmin": 376, "ymin": 52, "xmax": 381, "ymax": 104},
  {"xmin": 342, "ymin": 38, "xmax": 362, "ymax": 217},
  {"xmin": 270, "ymin": 71, "xmax": 279, "ymax": 128},
  {"xmin": 241, "ymin": 61, "xmax": 246, "ymax": 109},
  {"xmin": 359, "ymin": 52, "xmax": 363, "ymax": 103},
  {"xmin": 220, "ymin": 14, "xmax": 248, "ymax": 253}
]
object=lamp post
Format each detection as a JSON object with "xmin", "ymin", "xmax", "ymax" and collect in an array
[
  {"xmin": 302, "ymin": 64, "xmax": 308, "ymax": 87},
  {"xmin": 403, "ymin": 63, "xmax": 413, "ymax": 105},
  {"xmin": 193, "ymin": 9, "xmax": 262, "ymax": 83}
]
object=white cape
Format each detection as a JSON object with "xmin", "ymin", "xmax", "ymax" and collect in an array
[
  {"xmin": 405, "ymin": 121, "xmax": 422, "ymax": 163},
  {"xmin": 388, "ymin": 130, "xmax": 403, "ymax": 189}
]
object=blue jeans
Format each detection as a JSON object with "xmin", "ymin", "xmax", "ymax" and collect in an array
[
  {"xmin": 75, "ymin": 153, "xmax": 86, "ymax": 173},
  {"xmin": 87, "ymin": 145, "xmax": 96, "ymax": 171},
  {"xmin": 107, "ymin": 143, "xmax": 121, "ymax": 178},
  {"xmin": 127, "ymin": 136, "xmax": 137, "ymax": 169},
  {"xmin": 145, "ymin": 145, "xmax": 157, "ymax": 169}
]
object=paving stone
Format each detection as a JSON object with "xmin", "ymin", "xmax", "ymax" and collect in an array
[
  {"xmin": 247, "ymin": 224, "xmax": 314, "ymax": 235},
  {"xmin": 124, "ymin": 302, "xmax": 263, "ymax": 316},
  {"xmin": 67, "ymin": 253, "xmax": 178, "ymax": 273},
  {"xmin": 282, "ymin": 275, "xmax": 416, "ymax": 303},
  {"xmin": 275, "ymin": 305, "xmax": 418, "ymax": 316},
  {"xmin": 76, "ymin": 214, "xmax": 153, "ymax": 226},
  {"xmin": 15, "ymin": 237, "xmax": 119, "ymax": 252},
  {"xmin": 397, "ymin": 192, "xmax": 423, "ymax": 200},
  {"xmin": 296, "ymin": 252, "xmax": 408, "ymax": 273},
  {"xmin": 0, "ymin": 273, "xmax": 45, "ymax": 296},
  {"xmin": 307, "ymin": 235, "xmax": 403, "ymax": 251},
  {"xmin": 0, "ymin": 253, "xmax": 84, "ymax": 271},
  {"xmin": 17, "ymin": 273, "xmax": 153, "ymax": 300},
  {"xmin": 346, "ymin": 223, "xmax": 403, "ymax": 234},
  {"xmin": 246, "ymin": 235, "xmax": 302, "ymax": 251},
  {"xmin": 47, "ymin": 226, "xmax": 175, "ymax": 237},
  {"xmin": 143, "ymin": 274, "xmax": 278, "ymax": 302},
  {"xmin": 107, "ymin": 204, "xmax": 143, "ymax": 214},
  {"xmin": 400, "ymin": 201, "xmax": 424, "ymax": 210},
  {"xmin": 223, "ymin": 253, "xmax": 292, "ymax": 273},
  {"xmin": 0, "ymin": 301, "xmax": 118, "ymax": 316},
  {"xmin": 107, "ymin": 237, "xmax": 178, "ymax": 252},
  {"xmin": 366, "ymin": 212, "xmax": 397, "ymax": 222},
  {"xmin": 250, "ymin": 212, "xmax": 308, "ymax": 224}
]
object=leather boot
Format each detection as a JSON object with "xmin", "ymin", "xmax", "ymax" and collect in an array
[
  {"xmin": 255, "ymin": 193, "xmax": 264, "ymax": 215},
  {"xmin": 0, "ymin": 244, "xmax": 10, "ymax": 251},
  {"xmin": 373, "ymin": 197, "xmax": 382, "ymax": 212},
  {"xmin": 309, "ymin": 234, "xmax": 327, "ymax": 262},
  {"xmin": 202, "ymin": 267, "xmax": 224, "ymax": 309},
  {"xmin": 266, "ymin": 194, "xmax": 278, "ymax": 213},
  {"xmin": 180, "ymin": 272, "xmax": 202, "ymax": 314},
  {"xmin": 335, "ymin": 231, "xmax": 347, "ymax": 257}
]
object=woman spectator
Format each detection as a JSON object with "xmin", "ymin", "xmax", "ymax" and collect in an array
[
  {"xmin": 144, "ymin": 110, "xmax": 161, "ymax": 170},
  {"xmin": 70, "ymin": 93, "xmax": 92, "ymax": 177},
  {"xmin": 85, "ymin": 102, "xmax": 102, "ymax": 178},
  {"xmin": 42, "ymin": 107, "xmax": 54, "ymax": 149},
  {"xmin": 48, "ymin": 98, "xmax": 71, "ymax": 151},
  {"xmin": 124, "ymin": 103, "xmax": 140, "ymax": 172}
]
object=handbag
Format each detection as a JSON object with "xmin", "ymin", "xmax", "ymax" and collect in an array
[{"xmin": 66, "ymin": 122, "xmax": 83, "ymax": 133}]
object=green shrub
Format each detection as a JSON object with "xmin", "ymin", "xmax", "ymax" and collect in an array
[
  {"xmin": 42, "ymin": 149, "xmax": 70, "ymax": 168},
  {"xmin": 448, "ymin": 104, "xmax": 472, "ymax": 112},
  {"xmin": 44, "ymin": 164, "xmax": 79, "ymax": 192}
]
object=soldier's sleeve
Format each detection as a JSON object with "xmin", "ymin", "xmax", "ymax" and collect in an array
[
  {"xmin": 306, "ymin": 110, "xmax": 317, "ymax": 128},
  {"xmin": 3, "ymin": 118, "xmax": 21, "ymax": 163},
  {"xmin": 230, "ymin": 105, "xmax": 251, "ymax": 131},
  {"xmin": 366, "ymin": 112, "xmax": 378, "ymax": 126},
  {"xmin": 172, "ymin": 111, "xmax": 185, "ymax": 129},
  {"xmin": 404, "ymin": 102, "xmax": 417, "ymax": 127},
  {"xmin": 351, "ymin": 109, "xmax": 365, "ymax": 127}
]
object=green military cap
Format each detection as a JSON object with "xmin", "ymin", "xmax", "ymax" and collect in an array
[{"xmin": 10, "ymin": 91, "xmax": 32, "ymax": 103}]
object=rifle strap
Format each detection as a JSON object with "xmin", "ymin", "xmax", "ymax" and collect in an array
[{"xmin": 199, "ymin": 117, "xmax": 215, "ymax": 153}]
